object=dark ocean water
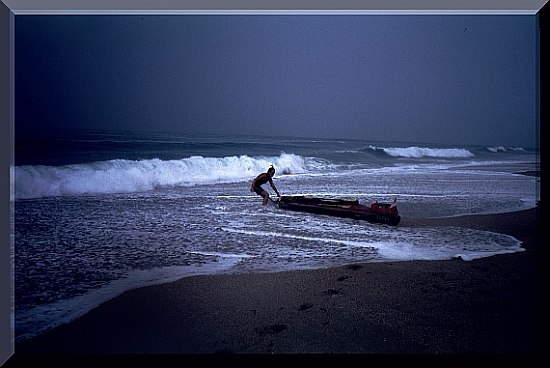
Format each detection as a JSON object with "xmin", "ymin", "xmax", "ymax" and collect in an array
[{"xmin": 12, "ymin": 129, "xmax": 539, "ymax": 342}]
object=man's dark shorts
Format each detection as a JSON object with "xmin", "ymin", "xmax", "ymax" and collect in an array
[{"xmin": 253, "ymin": 185, "xmax": 265, "ymax": 195}]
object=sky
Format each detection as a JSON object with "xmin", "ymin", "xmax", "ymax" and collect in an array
[{"xmin": 14, "ymin": 14, "xmax": 539, "ymax": 147}]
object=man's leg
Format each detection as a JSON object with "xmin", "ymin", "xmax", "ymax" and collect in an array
[{"xmin": 261, "ymin": 191, "xmax": 269, "ymax": 205}]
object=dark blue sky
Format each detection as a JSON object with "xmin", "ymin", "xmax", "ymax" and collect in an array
[{"xmin": 15, "ymin": 14, "xmax": 539, "ymax": 147}]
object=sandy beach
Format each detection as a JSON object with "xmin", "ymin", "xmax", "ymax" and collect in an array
[{"xmin": 14, "ymin": 202, "xmax": 539, "ymax": 355}]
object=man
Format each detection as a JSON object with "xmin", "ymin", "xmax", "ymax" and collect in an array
[{"xmin": 250, "ymin": 165, "xmax": 281, "ymax": 205}]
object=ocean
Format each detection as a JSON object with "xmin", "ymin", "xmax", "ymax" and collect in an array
[{"xmin": 12, "ymin": 130, "xmax": 540, "ymax": 342}]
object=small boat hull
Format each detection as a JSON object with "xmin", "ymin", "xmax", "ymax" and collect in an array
[{"xmin": 276, "ymin": 196, "xmax": 401, "ymax": 226}]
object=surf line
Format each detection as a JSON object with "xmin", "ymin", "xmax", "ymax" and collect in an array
[
  {"xmin": 406, "ymin": 218, "xmax": 429, "ymax": 226},
  {"xmin": 221, "ymin": 227, "xmax": 378, "ymax": 249}
]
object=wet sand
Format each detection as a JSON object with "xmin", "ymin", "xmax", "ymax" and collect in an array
[{"xmin": 14, "ymin": 205, "xmax": 539, "ymax": 355}]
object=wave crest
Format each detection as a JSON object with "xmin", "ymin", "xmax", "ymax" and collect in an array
[
  {"xmin": 486, "ymin": 146, "xmax": 525, "ymax": 153},
  {"xmin": 12, "ymin": 153, "xmax": 308, "ymax": 200},
  {"xmin": 367, "ymin": 146, "xmax": 474, "ymax": 158}
]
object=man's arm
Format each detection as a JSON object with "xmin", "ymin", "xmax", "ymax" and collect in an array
[{"xmin": 269, "ymin": 178, "xmax": 281, "ymax": 197}]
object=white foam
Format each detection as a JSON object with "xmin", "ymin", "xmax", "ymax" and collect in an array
[
  {"xmin": 487, "ymin": 146, "xmax": 507, "ymax": 153},
  {"xmin": 222, "ymin": 227, "xmax": 373, "ymax": 251},
  {"xmin": 12, "ymin": 153, "xmax": 310, "ymax": 200},
  {"xmin": 221, "ymin": 225, "xmax": 525, "ymax": 263},
  {"xmin": 381, "ymin": 146, "xmax": 475, "ymax": 158}
]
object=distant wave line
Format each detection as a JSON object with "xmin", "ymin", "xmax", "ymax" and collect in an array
[
  {"xmin": 486, "ymin": 146, "xmax": 525, "ymax": 153},
  {"xmin": 365, "ymin": 146, "xmax": 475, "ymax": 158}
]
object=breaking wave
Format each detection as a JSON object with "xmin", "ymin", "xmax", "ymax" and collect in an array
[
  {"xmin": 486, "ymin": 146, "xmax": 526, "ymax": 153},
  {"xmin": 12, "ymin": 153, "xmax": 311, "ymax": 200},
  {"xmin": 366, "ymin": 146, "xmax": 474, "ymax": 158}
]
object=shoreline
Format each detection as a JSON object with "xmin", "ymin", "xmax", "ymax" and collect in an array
[{"xmin": 15, "ymin": 205, "xmax": 539, "ymax": 354}]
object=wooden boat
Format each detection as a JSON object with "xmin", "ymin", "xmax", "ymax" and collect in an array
[{"xmin": 275, "ymin": 195, "xmax": 401, "ymax": 226}]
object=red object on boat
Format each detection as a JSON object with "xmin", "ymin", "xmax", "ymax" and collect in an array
[{"xmin": 370, "ymin": 202, "xmax": 398, "ymax": 215}]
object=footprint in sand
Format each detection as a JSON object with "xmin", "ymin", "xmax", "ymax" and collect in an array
[
  {"xmin": 324, "ymin": 288, "xmax": 342, "ymax": 295},
  {"xmin": 255, "ymin": 324, "xmax": 288, "ymax": 335}
]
